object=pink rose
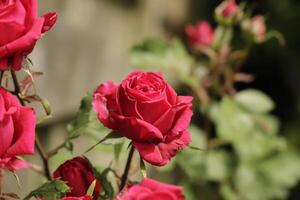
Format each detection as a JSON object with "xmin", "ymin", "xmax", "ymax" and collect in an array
[
  {"xmin": 61, "ymin": 196, "xmax": 92, "ymax": 200},
  {"xmin": 53, "ymin": 157, "xmax": 101, "ymax": 200},
  {"xmin": 93, "ymin": 71, "xmax": 193, "ymax": 166},
  {"xmin": 0, "ymin": 0, "xmax": 57, "ymax": 70},
  {"xmin": 115, "ymin": 178, "xmax": 185, "ymax": 200},
  {"xmin": 221, "ymin": 0, "xmax": 237, "ymax": 18},
  {"xmin": 0, "ymin": 87, "xmax": 36, "ymax": 171},
  {"xmin": 185, "ymin": 21, "xmax": 214, "ymax": 47},
  {"xmin": 251, "ymin": 15, "xmax": 266, "ymax": 41}
]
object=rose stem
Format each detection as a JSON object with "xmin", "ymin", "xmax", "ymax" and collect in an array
[
  {"xmin": 10, "ymin": 70, "xmax": 52, "ymax": 180},
  {"xmin": 0, "ymin": 71, "xmax": 4, "ymax": 85},
  {"xmin": 120, "ymin": 146, "xmax": 135, "ymax": 191},
  {"xmin": 0, "ymin": 169, "xmax": 3, "ymax": 195}
]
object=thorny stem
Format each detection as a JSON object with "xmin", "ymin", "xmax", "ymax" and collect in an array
[
  {"xmin": 35, "ymin": 137, "xmax": 51, "ymax": 180},
  {"xmin": 120, "ymin": 146, "xmax": 135, "ymax": 191},
  {"xmin": 10, "ymin": 70, "xmax": 51, "ymax": 180}
]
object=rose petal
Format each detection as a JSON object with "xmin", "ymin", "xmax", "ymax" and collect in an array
[
  {"xmin": 4, "ymin": 156, "xmax": 29, "ymax": 171},
  {"xmin": 133, "ymin": 130, "xmax": 191, "ymax": 166},
  {"xmin": 93, "ymin": 81, "xmax": 119, "ymax": 129},
  {"xmin": 112, "ymin": 114, "xmax": 163, "ymax": 142},
  {"xmin": 41, "ymin": 11, "xmax": 57, "ymax": 33},
  {"xmin": 5, "ymin": 106, "xmax": 36, "ymax": 157}
]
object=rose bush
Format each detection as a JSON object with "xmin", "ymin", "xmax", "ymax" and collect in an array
[
  {"xmin": 0, "ymin": 0, "xmax": 57, "ymax": 70},
  {"xmin": 0, "ymin": 87, "xmax": 36, "ymax": 171},
  {"xmin": 115, "ymin": 178, "xmax": 185, "ymax": 200},
  {"xmin": 185, "ymin": 21, "xmax": 214, "ymax": 47},
  {"xmin": 53, "ymin": 157, "xmax": 101, "ymax": 200},
  {"xmin": 93, "ymin": 70, "xmax": 193, "ymax": 166}
]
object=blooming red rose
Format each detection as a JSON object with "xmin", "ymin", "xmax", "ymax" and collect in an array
[
  {"xmin": 0, "ymin": 87, "xmax": 36, "ymax": 171},
  {"xmin": 115, "ymin": 178, "xmax": 185, "ymax": 200},
  {"xmin": 61, "ymin": 196, "xmax": 92, "ymax": 200},
  {"xmin": 185, "ymin": 21, "xmax": 214, "ymax": 47},
  {"xmin": 0, "ymin": 0, "xmax": 57, "ymax": 70},
  {"xmin": 93, "ymin": 71, "xmax": 193, "ymax": 166},
  {"xmin": 53, "ymin": 157, "xmax": 101, "ymax": 200}
]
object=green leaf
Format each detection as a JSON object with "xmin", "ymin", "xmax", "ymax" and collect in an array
[
  {"xmin": 235, "ymin": 89, "xmax": 275, "ymax": 114},
  {"xmin": 92, "ymin": 167, "xmax": 114, "ymax": 200},
  {"xmin": 86, "ymin": 180, "xmax": 97, "ymax": 196},
  {"xmin": 205, "ymin": 150, "xmax": 230, "ymax": 181},
  {"xmin": 140, "ymin": 158, "xmax": 147, "ymax": 178},
  {"xmin": 67, "ymin": 91, "xmax": 108, "ymax": 140},
  {"xmin": 130, "ymin": 38, "xmax": 195, "ymax": 83},
  {"xmin": 24, "ymin": 180, "xmax": 71, "ymax": 200},
  {"xmin": 114, "ymin": 142, "xmax": 124, "ymax": 160},
  {"xmin": 85, "ymin": 131, "xmax": 123, "ymax": 153}
]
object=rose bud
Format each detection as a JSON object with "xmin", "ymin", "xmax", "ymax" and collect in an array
[
  {"xmin": 185, "ymin": 21, "xmax": 214, "ymax": 47},
  {"xmin": 0, "ymin": 87, "xmax": 36, "ymax": 171},
  {"xmin": 221, "ymin": 0, "xmax": 238, "ymax": 18},
  {"xmin": 242, "ymin": 15, "xmax": 267, "ymax": 42},
  {"xmin": 93, "ymin": 71, "xmax": 193, "ymax": 166},
  {"xmin": 53, "ymin": 157, "xmax": 101, "ymax": 200},
  {"xmin": 251, "ymin": 15, "xmax": 267, "ymax": 41},
  {"xmin": 0, "ymin": 0, "xmax": 57, "ymax": 70},
  {"xmin": 61, "ymin": 196, "xmax": 92, "ymax": 200},
  {"xmin": 115, "ymin": 178, "xmax": 185, "ymax": 200}
]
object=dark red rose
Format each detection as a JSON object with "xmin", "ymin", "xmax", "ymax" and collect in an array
[
  {"xmin": 93, "ymin": 71, "xmax": 193, "ymax": 166},
  {"xmin": 115, "ymin": 178, "xmax": 185, "ymax": 200},
  {"xmin": 53, "ymin": 157, "xmax": 101, "ymax": 200},
  {"xmin": 185, "ymin": 21, "xmax": 214, "ymax": 47},
  {"xmin": 0, "ymin": 0, "xmax": 57, "ymax": 70},
  {"xmin": 0, "ymin": 87, "xmax": 36, "ymax": 171}
]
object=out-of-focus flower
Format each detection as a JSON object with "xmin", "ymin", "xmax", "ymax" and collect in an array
[{"xmin": 185, "ymin": 21, "xmax": 214, "ymax": 47}]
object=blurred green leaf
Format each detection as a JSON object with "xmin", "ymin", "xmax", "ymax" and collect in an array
[
  {"xmin": 130, "ymin": 38, "xmax": 195, "ymax": 83},
  {"xmin": 93, "ymin": 167, "xmax": 114, "ymax": 200},
  {"xmin": 67, "ymin": 91, "xmax": 108, "ymax": 140},
  {"xmin": 235, "ymin": 89, "xmax": 275, "ymax": 114},
  {"xmin": 24, "ymin": 180, "xmax": 70, "ymax": 200},
  {"xmin": 205, "ymin": 151, "xmax": 231, "ymax": 181}
]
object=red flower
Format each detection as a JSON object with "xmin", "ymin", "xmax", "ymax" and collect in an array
[
  {"xmin": 61, "ymin": 196, "xmax": 92, "ymax": 200},
  {"xmin": 221, "ymin": 0, "xmax": 238, "ymax": 18},
  {"xmin": 93, "ymin": 71, "xmax": 193, "ymax": 166},
  {"xmin": 53, "ymin": 157, "xmax": 101, "ymax": 200},
  {"xmin": 0, "ymin": 0, "xmax": 57, "ymax": 70},
  {"xmin": 185, "ymin": 21, "xmax": 214, "ymax": 47},
  {"xmin": 115, "ymin": 178, "xmax": 185, "ymax": 200},
  {"xmin": 251, "ymin": 15, "xmax": 266, "ymax": 41},
  {"xmin": 0, "ymin": 87, "xmax": 36, "ymax": 171}
]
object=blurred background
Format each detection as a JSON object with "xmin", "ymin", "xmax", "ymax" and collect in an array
[{"xmin": 3, "ymin": 0, "xmax": 300, "ymax": 199}]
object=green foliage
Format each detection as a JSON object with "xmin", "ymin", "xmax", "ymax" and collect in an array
[
  {"xmin": 93, "ymin": 167, "xmax": 115, "ymax": 200},
  {"xmin": 130, "ymin": 37, "xmax": 195, "ymax": 82},
  {"xmin": 67, "ymin": 91, "xmax": 108, "ymax": 140},
  {"xmin": 24, "ymin": 180, "xmax": 70, "ymax": 200}
]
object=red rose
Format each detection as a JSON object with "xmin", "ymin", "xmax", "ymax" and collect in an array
[
  {"xmin": 115, "ymin": 178, "xmax": 185, "ymax": 200},
  {"xmin": 53, "ymin": 157, "xmax": 101, "ymax": 200},
  {"xmin": 93, "ymin": 71, "xmax": 193, "ymax": 166},
  {"xmin": 220, "ymin": 0, "xmax": 237, "ymax": 18},
  {"xmin": 0, "ymin": 87, "xmax": 36, "ymax": 171},
  {"xmin": 0, "ymin": 0, "xmax": 57, "ymax": 70},
  {"xmin": 61, "ymin": 196, "xmax": 92, "ymax": 200},
  {"xmin": 185, "ymin": 21, "xmax": 214, "ymax": 47}
]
